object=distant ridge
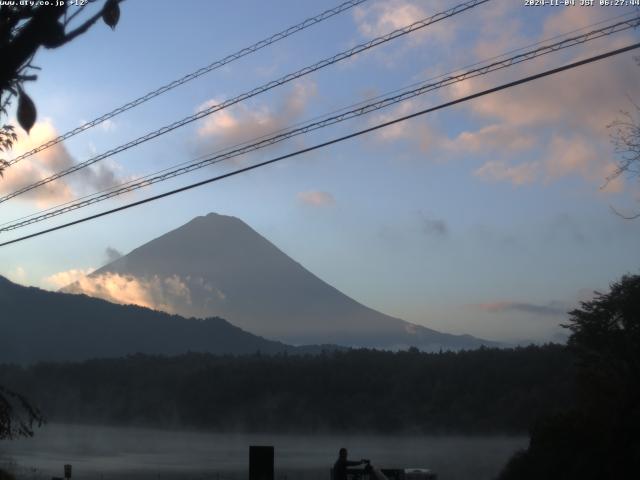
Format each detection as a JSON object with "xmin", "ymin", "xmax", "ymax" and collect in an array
[
  {"xmin": 0, "ymin": 275, "xmax": 333, "ymax": 364},
  {"xmin": 66, "ymin": 213, "xmax": 499, "ymax": 351}
]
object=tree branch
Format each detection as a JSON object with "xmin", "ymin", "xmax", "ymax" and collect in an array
[
  {"xmin": 64, "ymin": 5, "xmax": 86, "ymax": 28},
  {"xmin": 61, "ymin": 0, "xmax": 125, "ymax": 45},
  {"xmin": 609, "ymin": 205, "xmax": 640, "ymax": 220}
]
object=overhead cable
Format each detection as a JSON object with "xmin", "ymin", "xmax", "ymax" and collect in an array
[
  {"xmin": 1, "ymin": 41, "xmax": 637, "ymax": 247},
  {"xmin": 1, "ymin": 15, "xmax": 636, "ymax": 233},
  {"xmin": 0, "ymin": 0, "xmax": 490, "ymax": 204}
]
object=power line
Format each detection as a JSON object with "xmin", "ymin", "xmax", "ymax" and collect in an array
[
  {"xmin": 0, "ymin": 0, "xmax": 490, "ymax": 205},
  {"xmin": 16, "ymin": 0, "xmax": 626, "ymax": 230},
  {"xmin": 1, "ymin": 41, "xmax": 637, "ymax": 248},
  {"xmin": 2, "ymin": 14, "xmax": 637, "ymax": 233},
  {"xmin": 5, "ymin": 0, "xmax": 369, "ymax": 168},
  {"xmin": 5, "ymin": 8, "xmax": 631, "ymax": 233}
]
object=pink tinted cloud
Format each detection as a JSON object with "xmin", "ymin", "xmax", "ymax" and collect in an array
[
  {"xmin": 297, "ymin": 190, "xmax": 336, "ymax": 207},
  {"xmin": 1, "ymin": 119, "xmax": 122, "ymax": 207},
  {"xmin": 196, "ymin": 81, "xmax": 317, "ymax": 156},
  {"xmin": 474, "ymin": 160, "xmax": 539, "ymax": 185},
  {"xmin": 475, "ymin": 300, "xmax": 567, "ymax": 317}
]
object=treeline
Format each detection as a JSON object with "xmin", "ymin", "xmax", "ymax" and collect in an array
[{"xmin": 0, "ymin": 345, "xmax": 574, "ymax": 434}]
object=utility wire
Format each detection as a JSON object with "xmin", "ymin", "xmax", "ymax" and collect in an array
[
  {"xmin": 1, "ymin": 41, "xmax": 637, "ymax": 248},
  {"xmin": 18, "ymin": 0, "xmax": 604, "ymax": 229},
  {"xmin": 4, "ymin": 0, "xmax": 369, "ymax": 168},
  {"xmin": 0, "ymin": 0, "xmax": 490, "ymax": 205},
  {"xmin": 3, "ymin": 5, "xmax": 632, "ymax": 226},
  {"xmin": 1, "ymin": 15, "xmax": 637, "ymax": 233}
]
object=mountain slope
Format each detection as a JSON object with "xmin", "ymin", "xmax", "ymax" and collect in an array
[
  {"xmin": 0, "ymin": 275, "xmax": 302, "ymax": 364},
  {"xmin": 68, "ymin": 213, "xmax": 497, "ymax": 350}
]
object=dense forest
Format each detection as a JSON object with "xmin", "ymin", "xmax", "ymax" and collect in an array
[{"xmin": 0, "ymin": 344, "xmax": 573, "ymax": 434}]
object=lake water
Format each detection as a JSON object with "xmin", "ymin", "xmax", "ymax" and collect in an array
[{"xmin": 0, "ymin": 424, "xmax": 527, "ymax": 480}]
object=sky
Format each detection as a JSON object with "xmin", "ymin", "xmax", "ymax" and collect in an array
[{"xmin": 1, "ymin": 0, "xmax": 640, "ymax": 343}]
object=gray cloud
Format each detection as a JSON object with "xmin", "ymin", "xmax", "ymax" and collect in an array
[
  {"xmin": 545, "ymin": 213, "xmax": 587, "ymax": 245},
  {"xmin": 477, "ymin": 301, "xmax": 567, "ymax": 317},
  {"xmin": 104, "ymin": 247, "xmax": 123, "ymax": 264},
  {"xmin": 78, "ymin": 161, "xmax": 121, "ymax": 193},
  {"xmin": 423, "ymin": 218, "xmax": 448, "ymax": 237},
  {"xmin": 420, "ymin": 212, "xmax": 448, "ymax": 237}
]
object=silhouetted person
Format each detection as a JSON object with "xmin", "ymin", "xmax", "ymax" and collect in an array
[{"xmin": 333, "ymin": 448, "xmax": 368, "ymax": 480}]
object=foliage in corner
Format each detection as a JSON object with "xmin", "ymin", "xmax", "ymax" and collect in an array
[{"xmin": 0, "ymin": 0, "xmax": 123, "ymax": 175}]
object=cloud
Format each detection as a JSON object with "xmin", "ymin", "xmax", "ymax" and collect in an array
[
  {"xmin": 577, "ymin": 287, "xmax": 599, "ymax": 303},
  {"xmin": 1, "ymin": 119, "xmax": 123, "ymax": 207},
  {"xmin": 471, "ymin": 2, "xmax": 526, "ymax": 60},
  {"xmin": 5, "ymin": 266, "xmax": 27, "ymax": 285},
  {"xmin": 447, "ymin": 11, "xmax": 638, "ymax": 132},
  {"xmin": 476, "ymin": 67, "xmax": 606, "ymax": 123},
  {"xmin": 104, "ymin": 247, "xmax": 123, "ymax": 264},
  {"xmin": 80, "ymin": 118, "xmax": 117, "ymax": 133},
  {"xmin": 451, "ymin": 19, "xmax": 638, "ymax": 189},
  {"xmin": 354, "ymin": 0, "xmax": 425, "ymax": 37},
  {"xmin": 1, "ymin": 121, "xmax": 75, "ymax": 205},
  {"xmin": 541, "ymin": 4, "xmax": 614, "ymax": 40},
  {"xmin": 357, "ymin": 2, "xmax": 638, "ymax": 193},
  {"xmin": 474, "ymin": 160, "xmax": 539, "ymax": 186},
  {"xmin": 370, "ymin": 101, "xmax": 416, "ymax": 142},
  {"xmin": 45, "ymin": 268, "xmax": 95, "ymax": 289},
  {"xmin": 544, "ymin": 135, "xmax": 624, "ymax": 192},
  {"xmin": 472, "ymin": 133, "xmax": 626, "ymax": 190},
  {"xmin": 353, "ymin": 0, "xmax": 454, "ymax": 47},
  {"xmin": 545, "ymin": 212, "xmax": 587, "ymax": 245},
  {"xmin": 368, "ymin": 107, "xmax": 534, "ymax": 161},
  {"xmin": 196, "ymin": 81, "xmax": 317, "ymax": 156},
  {"xmin": 473, "ymin": 285, "xmax": 607, "ymax": 324},
  {"xmin": 100, "ymin": 119, "xmax": 117, "ymax": 133},
  {"xmin": 420, "ymin": 213, "xmax": 448, "ymax": 237},
  {"xmin": 359, "ymin": 1, "xmax": 636, "ymax": 134},
  {"xmin": 64, "ymin": 273, "xmax": 192, "ymax": 314},
  {"xmin": 190, "ymin": 276, "xmax": 226, "ymax": 301},
  {"xmin": 475, "ymin": 300, "xmax": 567, "ymax": 317},
  {"xmin": 79, "ymin": 160, "xmax": 122, "ymax": 191},
  {"xmin": 297, "ymin": 190, "xmax": 335, "ymax": 207},
  {"xmin": 367, "ymin": 99, "xmax": 444, "ymax": 153},
  {"xmin": 453, "ymin": 124, "xmax": 535, "ymax": 152}
]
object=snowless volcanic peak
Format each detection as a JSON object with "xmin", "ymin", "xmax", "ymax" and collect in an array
[{"xmin": 66, "ymin": 213, "xmax": 497, "ymax": 351}]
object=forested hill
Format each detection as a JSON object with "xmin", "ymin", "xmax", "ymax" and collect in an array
[
  {"xmin": 0, "ymin": 345, "xmax": 575, "ymax": 434},
  {"xmin": 0, "ymin": 275, "xmax": 310, "ymax": 363}
]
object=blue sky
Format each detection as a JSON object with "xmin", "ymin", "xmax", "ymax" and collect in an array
[{"xmin": 1, "ymin": 0, "xmax": 640, "ymax": 343}]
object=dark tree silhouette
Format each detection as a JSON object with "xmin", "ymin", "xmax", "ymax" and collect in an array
[
  {"xmin": 0, "ymin": 0, "xmax": 122, "ymax": 175},
  {"xmin": 0, "ymin": 0, "xmax": 122, "ymax": 442},
  {"xmin": 565, "ymin": 274, "xmax": 640, "ymax": 413},
  {"xmin": 498, "ymin": 273, "xmax": 640, "ymax": 480},
  {"xmin": 0, "ymin": 385, "xmax": 43, "ymax": 440}
]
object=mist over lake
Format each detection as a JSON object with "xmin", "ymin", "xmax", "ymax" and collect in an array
[{"xmin": 0, "ymin": 424, "xmax": 526, "ymax": 480}]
